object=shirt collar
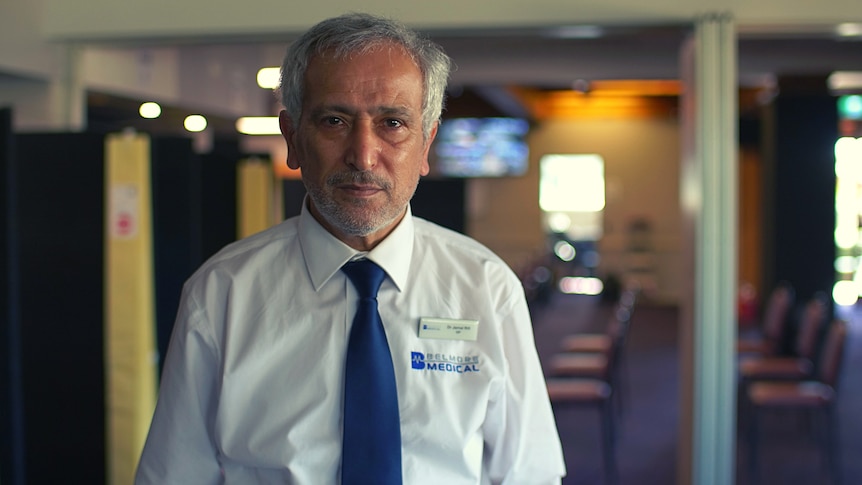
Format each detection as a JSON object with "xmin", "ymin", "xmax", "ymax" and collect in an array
[{"xmin": 298, "ymin": 199, "xmax": 414, "ymax": 292}]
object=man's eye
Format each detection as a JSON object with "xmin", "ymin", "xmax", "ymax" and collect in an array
[
  {"xmin": 324, "ymin": 117, "xmax": 343, "ymax": 126},
  {"xmin": 384, "ymin": 119, "xmax": 403, "ymax": 128}
]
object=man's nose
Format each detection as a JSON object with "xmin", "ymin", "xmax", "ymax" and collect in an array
[{"xmin": 346, "ymin": 121, "xmax": 379, "ymax": 171}]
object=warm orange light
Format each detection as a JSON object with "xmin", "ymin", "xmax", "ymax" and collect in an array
[
  {"xmin": 583, "ymin": 80, "xmax": 682, "ymax": 97},
  {"xmin": 510, "ymin": 80, "xmax": 682, "ymax": 120}
]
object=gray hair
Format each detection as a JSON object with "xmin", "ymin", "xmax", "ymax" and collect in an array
[{"xmin": 278, "ymin": 12, "xmax": 451, "ymax": 139}]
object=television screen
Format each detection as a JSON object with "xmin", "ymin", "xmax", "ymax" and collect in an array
[{"xmin": 432, "ymin": 117, "xmax": 530, "ymax": 177}]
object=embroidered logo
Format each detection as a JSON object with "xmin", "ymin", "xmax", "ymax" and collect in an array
[{"xmin": 410, "ymin": 351, "xmax": 480, "ymax": 374}]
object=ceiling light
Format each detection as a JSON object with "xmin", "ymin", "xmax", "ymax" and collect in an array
[
  {"xmin": 828, "ymin": 71, "xmax": 862, "ymax": 92},
  {"xmin": 236, "ymin": 116, "xmax": 280, "ymax": 135},
  {"xmin": 836, "ymin": 23, "xmax": 862, "ymax": 38},
  {"xmin": 184, "ymin": 115, "xmax": 207, "ymax": 133},
  {"xmin": 257, "ymin": 67, "xmax": 281, "ymax": 89},
  {"xmin": 544, "ymin": 25, "xmax": 604, "ymax": 39},
  {"xmin": 139, "ymin": 102, "xmax": 161, "ymax": 119}
]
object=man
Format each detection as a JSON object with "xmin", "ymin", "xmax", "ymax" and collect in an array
[{"xmin": 136, "ymin": 12, "xmax": 566, "ymax": 484}]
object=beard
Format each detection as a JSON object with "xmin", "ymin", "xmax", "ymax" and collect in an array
[{"xmin": 305, "ymin": 170, "xmax": 418, "ymax": 237}]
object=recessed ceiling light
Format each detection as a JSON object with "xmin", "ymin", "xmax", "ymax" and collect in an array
[
  {"xmin": 257, "ymin": 67, "xmax": 281, "ymax": 89},
  {"xmin": 139, "ymin": 102, "xmax": 161, "ymax": 119},
  {"xmin": 828, "ymin": 71, "xmax": 862, "ymax": 92},
  {"xmin": 184, "ymin": 115, "xmax": 207, "ymax": 133},
  {"xmin": 236, "ymin": 116, "xmax": 280, "ymax": 135},
  {"xmin": 836, "ymin": 23, "xmax": 862, "ymax": 38},
  {"xmin": 544, "ymin": 25, "xmax": 604, "ymax": 39}
]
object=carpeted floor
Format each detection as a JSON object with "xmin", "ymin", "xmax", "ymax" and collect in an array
[{"xmin": 530, "ymin": 291, "xmax": 862, "ymax": 485}]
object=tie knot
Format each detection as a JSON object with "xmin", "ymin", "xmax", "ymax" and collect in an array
[{"xmin": 342, "ymin": 259, "xmax": 386, "ymax": 300}]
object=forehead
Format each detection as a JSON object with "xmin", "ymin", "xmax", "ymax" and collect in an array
[
  {"xmin": 303, "ymin": 42, "xmax": 424, "ymax": 105},
  {"xmin": 315, "ymin": 39, "xmax": 418, "ymax": 67}
]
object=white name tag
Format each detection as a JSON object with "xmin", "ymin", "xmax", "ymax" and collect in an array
[{"xmin": 418, "ymin": 317, "xmax": 479, "ymax": 341}]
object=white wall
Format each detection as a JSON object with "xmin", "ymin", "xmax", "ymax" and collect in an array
[
  {"xmin": 83, "ymin": 43, "xmax": 276, "ymax": 117},
  {"xmin": 0, "ymin": 0, "xmax": 69, "ymax": 130},
  {"xmin": 82, "ymin": 47, "xmax": 181, "ymax": 104},
  {"xmin": 530, "ymin": 117, "xmax": 682, "ymax": 302},
  {"xmin": 0, "ymin": 0, "xmax": 57, "ymax": 78},
  {"xmin": 0, "ymin": 78, "xmax": 58, "ymax": 130}
]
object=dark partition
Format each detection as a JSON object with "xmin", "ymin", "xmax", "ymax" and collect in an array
[
  {"xmin": 151, "ymin": 136, "xmax": 199, "ymax": 374},
  {"xmin": 766, "ymin": 76, "xmax": 837, "ymax": 314},
  {"xmin": 199, "ymin": 149, "xmax": 238, "ymax": 261},
  {"xmin": 1, "ymin": 107, "xmax": 26, "ymax": 485},
  {"xmin": 412, "ymin": 178, "xmax": 466, "ymax": 233},
  {"xmin": 282, "ymin": 178, "xmax": 307, "ymax": 219},
  {"xmin": 15, "ymin": 132, "xmax": 107, "ymax": 485}
]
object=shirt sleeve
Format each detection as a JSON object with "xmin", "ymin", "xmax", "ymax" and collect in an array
[
  {"xmin": 483, "ymin": 282, "xmax": 567, "ymax": 484},
  {"xmin": 135, "ymin": 284, "xmax": 223, "ymax": 484}
]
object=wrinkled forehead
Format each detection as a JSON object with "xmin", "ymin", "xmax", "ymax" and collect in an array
[{"xmin": 312, "ymin": 40, "xmax": 419, "ymax": 70}]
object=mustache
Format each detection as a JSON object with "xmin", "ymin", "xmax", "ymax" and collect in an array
[{"xmin": 326, "ymin": 171, "xmax": 391, "ymax": 190}]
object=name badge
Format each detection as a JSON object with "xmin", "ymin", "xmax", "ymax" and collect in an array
[{"xmin": 418, "ymin": 317, "xmax": 479, "ymax": 341}]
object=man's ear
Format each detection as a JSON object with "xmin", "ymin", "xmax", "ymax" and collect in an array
[
  {"xmin": 279, "ymin": 110, "xmax": 301, "ymax": 170},
  {"xmin": 419, "ymin": 121, "xmax": 439, "ymax": 177}
]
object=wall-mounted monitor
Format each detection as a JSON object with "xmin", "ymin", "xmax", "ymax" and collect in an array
[{"xmin": 431, "ymin": 117, "xmax": 530, "ymax": 178}]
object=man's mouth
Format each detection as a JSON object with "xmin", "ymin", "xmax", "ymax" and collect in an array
[{"xmin": 339, "ymin": 184, "xmax": 382, "ymax": 197}]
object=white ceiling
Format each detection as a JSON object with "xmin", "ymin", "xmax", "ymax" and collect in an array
[{"xmin": 100, "ymin": 23, "xmax": 862, "ymax": 87}]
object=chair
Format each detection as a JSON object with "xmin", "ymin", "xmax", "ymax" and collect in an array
[
  {"xmin": 738, "ymin": 293, "xmax": 828, "ymax": 383},
  {"xmin": 545, "ymin": 293, "xmax": 637, "ymax": 484},
  {"xmin": 546, "ymin": 377, "xmax": 617, "ymax": 484},
  {"xmin": 737, "ymin": 282, "xmax": 795, "ymax": 356},
  {"xmin": 559, "ymin": 288, "xmax": 639, "ymax": 354},
  {"xmin": 744, "ymin": 319, "xmax": 849, "ymax": 484},
  {"xmin": 550, "ymin": 291, "xmax": 636, "ymax": 415}
]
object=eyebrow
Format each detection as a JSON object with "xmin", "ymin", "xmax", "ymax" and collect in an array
[
  {"xmin": 310, "ymin": 104, "xmax": 415, "ymax": 119},
  {"xmin": 377, "ymin": 105, "xmax": 413, "ymax": 117}
]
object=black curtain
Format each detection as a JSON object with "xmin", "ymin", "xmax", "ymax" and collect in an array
[{"xmin": 14, "ymin": 132, "xmax": 107, "ymax": 485}]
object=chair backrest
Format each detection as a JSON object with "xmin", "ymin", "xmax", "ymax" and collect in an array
[
  {"xmin": 619, "ymin": 286, "xmax": 639, "ymax": 311},
  {"xmin": 607, "ymin": 286, "xmax": 638, "ymax": 340},
  {"xmin": 616, "ymin": 286, "xmax": 639, "ymax": 326},
  {"xmin": 761, "ymin": 283, "xmax": 795, "ymax": 344},
  {"xmin": 794, "ymin": 294, "xmax": 828, "ymax": 359},
  {"xmin": 817, "ymin": 320, "xmax": 849, "ymax": 388},
  {"xmin": 607, "ymin": 305, "xmax": 631, "ymax": 340},
  {"xmin": 605, "ymin": 299, "xmax": 634, "ymax": 370}
]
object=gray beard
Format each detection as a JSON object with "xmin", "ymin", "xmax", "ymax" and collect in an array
[{"xmin": 305, "ymin": 171, "xmax": 411, "ymax": 237}]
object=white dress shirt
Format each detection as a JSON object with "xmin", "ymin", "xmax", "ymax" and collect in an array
[{"xmin": 135, "ymin": 202, "xmax": 566, "ymax": 484}]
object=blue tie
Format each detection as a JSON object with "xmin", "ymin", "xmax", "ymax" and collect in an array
[{"xmin": 341, "ymin": 259, "xmax": 402, "ymax": 485}]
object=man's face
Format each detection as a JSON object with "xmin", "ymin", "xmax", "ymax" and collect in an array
[{"xmin": 280, "ymin": 42, "xmax": 436, "ymax": 250}]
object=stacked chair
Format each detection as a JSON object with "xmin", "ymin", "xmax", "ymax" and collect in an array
[
  {"xmin": 742, "ymin": 319, "xmax": 849, "ymax": 484},
  {"xmin": 545, "ymin": 286, "xmax": 639, "ymax": 485},
  {"xmin": 737, "ymin": 281, "xmax": 796, "ymax": 357},
  {"xmin": 738, "ymin": 293, "xmax": 829, "ymax": 385}
]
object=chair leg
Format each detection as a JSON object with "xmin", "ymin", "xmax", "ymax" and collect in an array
[
  {"xmin": 600, "ymin": 399, "xmax": 618, "ymax": 485},
  {"xmin": 747, "ymin": 405, "xmax": 761, "ymax": 485},
  {"xmin": 737, "ymin": 378, "xmax": 751, "ymax": 433},
  {"xmin": 615, "ymin": 356, "xmax": 628, "ymax": 417},
  {"xmin": 821, "ymin": 407, "xmax": 843, "ymax": 485},
  {"xmin": 814, "ymin": 408, "xmax": 829, "ymax": 475},
  {"xmin": 737, "ymin": 385, "xmax": 749, "ymax": 433},
  {"xmin": 738, "ymin": 384, "xmax": 758, "ymax": 482}
]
